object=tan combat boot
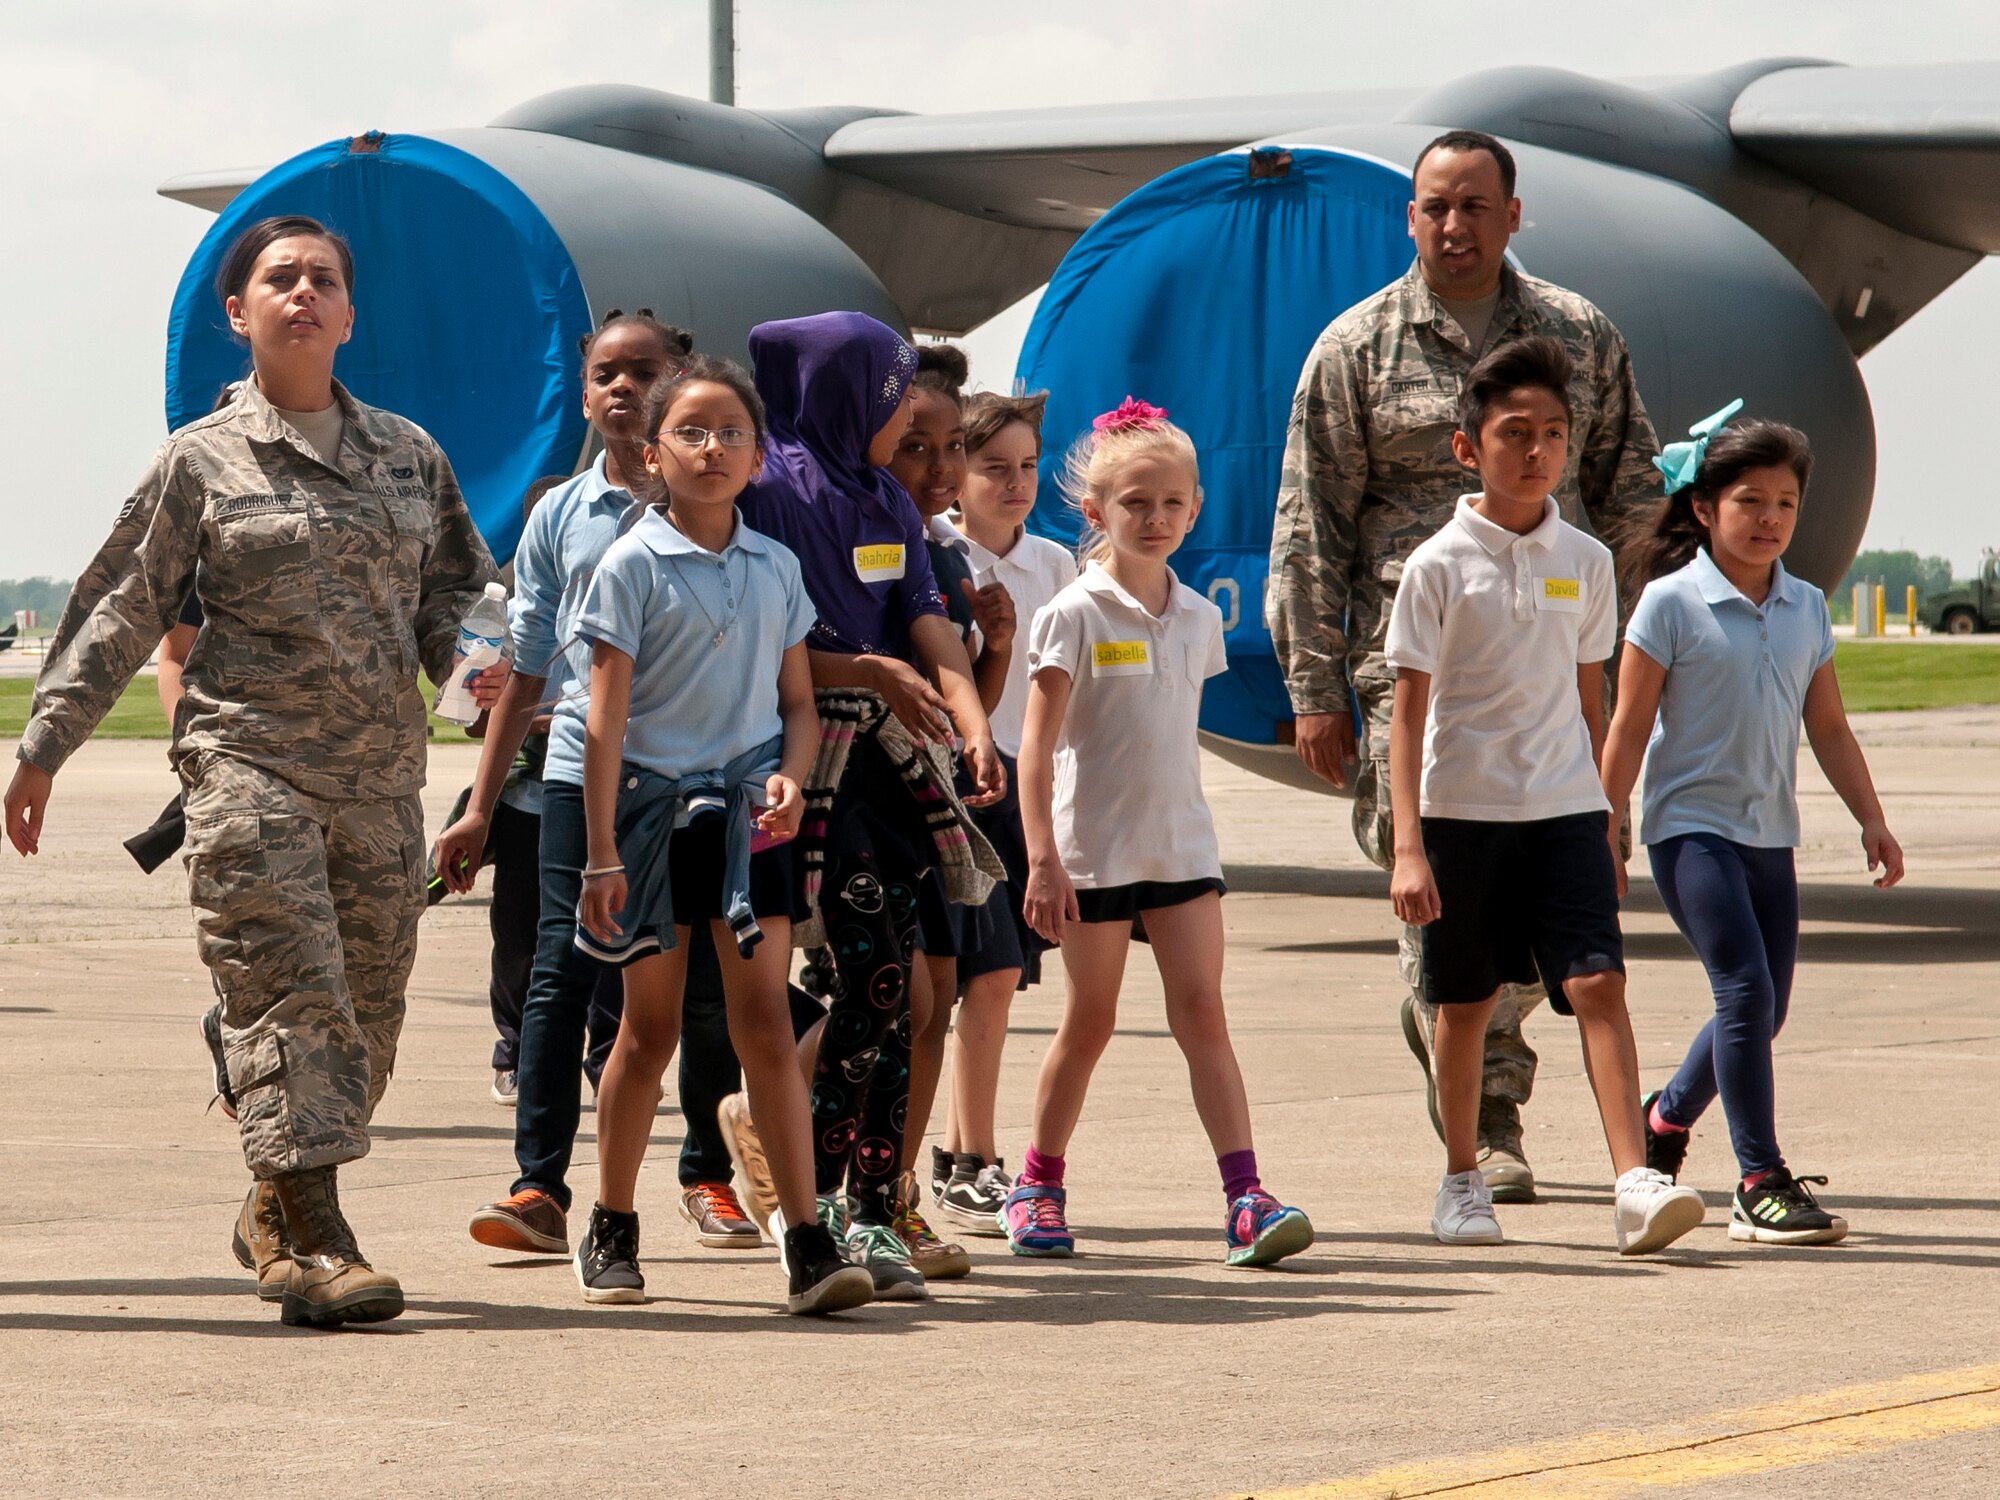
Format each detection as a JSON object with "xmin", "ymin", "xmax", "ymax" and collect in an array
[
  {"xmin": 270, "ymin": 1165, "xmax": 405, "ymax": 1328},
  {"xmin": 229, "ymin": 1181, "xmax": 293, "ymax": 1302}
]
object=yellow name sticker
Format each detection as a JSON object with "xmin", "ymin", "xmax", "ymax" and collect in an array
[
  {"xmin": 853, "ymin": 543, "xmax": 905, "ymax": 582},
  {"xmin": 1092, "ymin": 640, "xmax": 1153, "ymax": 677},
  {"xmin": 1537, "ymin": 577, "xmax": 1584, "ymax": 614}
]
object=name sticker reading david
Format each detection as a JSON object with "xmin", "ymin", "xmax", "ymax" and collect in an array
[
  {"xmin": 1092, "ymin": 640, "xmax": 1153, "ymax": 677},
  {"xmin": 853, "ymin": 543, "xmax": 905, "ymax": 582},
  {"xmin": 1537, "ymin": 577, "xmax": 1584, "ymax": 613}
]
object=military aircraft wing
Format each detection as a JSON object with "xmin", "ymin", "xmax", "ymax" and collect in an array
[
  {"xmin": 820, "ymin": 89, "xmax": 1416, "ymax": 232},
  {"xmin": 1728, "ymin": 61, "xmax": 2000, "ymax": 253}
]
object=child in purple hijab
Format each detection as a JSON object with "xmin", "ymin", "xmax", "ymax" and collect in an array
[{"xmin": 734, "ymin": 311, "xmax": 1006, "ymax": 1297}]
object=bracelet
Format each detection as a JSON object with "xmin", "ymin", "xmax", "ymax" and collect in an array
[{"xmin": 580, "ymin": 864, "xmax": 625, "ymax": 879}]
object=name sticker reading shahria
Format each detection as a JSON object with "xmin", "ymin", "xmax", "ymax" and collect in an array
[
  {"xmin": 1092, "ymin": 640, "xmax": 1153, "ymax": 677},
  {"xmin": 1538, "ymin": 577, "xmax": 1584, "ymax": 613},
  {"xmin": 853, "ymin": 543, "xmax": 905, "ymax": 582}
]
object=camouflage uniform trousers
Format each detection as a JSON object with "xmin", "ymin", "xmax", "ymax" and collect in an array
[
  {"xmin": 1351, "ymin": 749, "xmax": 1541, "ymax": 1108},
  {"xmin": 180, "ymin": 753, "xmax": 426, "ymax": 1179}
]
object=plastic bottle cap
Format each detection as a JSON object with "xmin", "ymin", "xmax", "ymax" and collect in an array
[{"xmin": 484, "ymin": 581, "xmax": 508, "ymax": 600}]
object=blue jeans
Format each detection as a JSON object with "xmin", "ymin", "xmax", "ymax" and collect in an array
[{"xmin": 1649, "ymin": 833, "xmax": 1799, "ymax": 1178}]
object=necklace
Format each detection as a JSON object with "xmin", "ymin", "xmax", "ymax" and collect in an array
[{"xmin": 661, "ymin": 548, "xmax": 741, "ymax": 648}]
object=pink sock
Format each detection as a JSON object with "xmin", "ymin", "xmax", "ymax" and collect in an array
[
  {"xmin": 1022, "ymin": 1146, "xmax": 1065, "ymax": 1187},
  {"xmin": 1741, "ymin": 1167, "xmax": 1778, "ymax": 1192},
  {"xmin": 1219, "ymin": 1149, "xmax": 1261, "ymax": 1204},
  {"xmin": 1649, "ymin": 1098, "xmax": 1688, "ymax": 1136}
]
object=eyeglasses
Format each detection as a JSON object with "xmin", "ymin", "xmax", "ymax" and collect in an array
[{"xmin": 662, "ymin": 426, "xmax": 756, "ymax": 449}]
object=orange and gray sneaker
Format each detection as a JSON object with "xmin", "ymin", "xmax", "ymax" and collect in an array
[
  {"xmin": 469, "ymin": 1187, "xmax": 569, "ymax": 1255},
  {"xmin": 893, "ymin": 1170, "xmax": 971, "ymax": 1280},
  {"xmin": 680, "ymin": 1182, "xmax": 762, "ymax": 1249},
  {"xmin": 716, "ymin": 1091, "xmax": 779, "ymax": 1237}
]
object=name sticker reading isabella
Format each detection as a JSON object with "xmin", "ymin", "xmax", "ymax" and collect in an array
[
  {"xmin": 1537, "ymin": 577, "xmax": 1584, "ymax": 613},
  {"xmin": 1092, "ymin": 640, "xmax": 1153, "ymax": 677},
  {"xmin": 853, "ymin": 543, "xmax": 905, "ymax": 582}
]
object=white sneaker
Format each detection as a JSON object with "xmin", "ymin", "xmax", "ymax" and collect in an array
[
  {"xmin": 1432, "ymin": 1169, "xmax": 1504, "ymax": 1245},
  {"xmin": 1615, "ymin": 1166, "xmax": 1706, "ymax": 1254}
]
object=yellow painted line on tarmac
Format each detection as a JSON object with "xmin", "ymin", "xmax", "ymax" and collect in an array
[{"xmin": 1236, "ymin": 1363, "xmax": 2000, "ymax": 1498}]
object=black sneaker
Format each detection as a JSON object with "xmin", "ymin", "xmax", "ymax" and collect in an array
[
  {"xmin": 199, "ymin": 1003, "xmax": 237, "ymax": 1121},
  {"xmin": 574, "ymin": 1205, "xmax": 645, "ymax": 1303},
  {"xmin": 937, "ymin": 1154, "xmax": 1011, "ymax": 1237},
  {"xmin": 782, "ymin": 1223, "xmax": 874, "ymax": 1316},
  {"xmin": 1641, "ymin": 1089, "xmax": 1691, "ymax": 1181},
  {"xmin": 1730, "ymin": 1169, "xmax": 1849, "ymax": 1245},
  {"xmin": 929, "ymin": 1145, "xmax": 957, "ymax": 1202}
]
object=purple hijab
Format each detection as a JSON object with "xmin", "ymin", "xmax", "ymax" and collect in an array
[
  {"xmin": 738, "ymin": 312, "xmax": 944, "ymax": 659},
  {"xmin": 747, "ymin": 311, "xmax": 918, "ymax": 522}
]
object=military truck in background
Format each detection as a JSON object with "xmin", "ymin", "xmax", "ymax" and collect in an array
[{"xmin": 1920, "ymin": 551, "xmax": 2000, "ymax": 634}]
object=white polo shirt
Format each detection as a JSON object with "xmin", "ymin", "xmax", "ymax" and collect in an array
[
  {"xmin": 1026, "ymin": 562, "xmax": 1228, "ymax": 887},
  {"xmin": 1384, "ymin": 495, "xmax": 1616, "ymax": 822},
  {"xmin": 955, "ymin": 522, "xmax": 1079, "ymax": 757}
]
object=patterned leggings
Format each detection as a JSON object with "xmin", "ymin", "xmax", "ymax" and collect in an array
[{"xmin": 808, "ymin": 741, "xmax": 932, "ymax": 1222}]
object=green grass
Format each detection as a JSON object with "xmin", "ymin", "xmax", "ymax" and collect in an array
[
  {"xmin": 4, "ymin": 645, "xmax": 1994, "ymax": 745},
  {"xmin": 0, "ymin": 675, "xmax": 477, "ymax": 744},
  {"xmin": 1832, "ymin": 641, "xmax": 2000, "ymax": 712}
]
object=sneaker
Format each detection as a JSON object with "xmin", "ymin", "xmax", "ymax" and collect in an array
[
  {"xmin": 469, "ymin": 1187, "xmax": 569, "ymax": 1255},
  {"xmin": 1477, "ymin": 1095, "xmax": 1536, "ymax": 1204},
  {"xmin": 816, "ymin": 1192, "xmax": 852, "ymax": 1242},
  {"xmin": 490, "ymin": 1069, "xmax": 517, "ymax": 1107},
  {"xmin": 780, "ymin": 1222, "xmax": 874, "ymax": 1315},
  {"xmin": 199, "ymin": 1004, "xmax": 237, "ymax": 1121},
  {"xmin": 1400, "ymin": 994, "xmax": 1443, "ymax": 1143},
  {"xmin": 1001, "ymin": 1182, "xmax": 1074, "ymax": 1257},
  {"xmin": 1730, "ymin": 1169, "xmax": 1849, "ymax": 1245},
  {"xmin": 680, "ymin": 1182, "xmax": 762, "ymax": 1250},
  {"xmin": 1433, "ymin": 1169, "xmax": 1504, "ymax": 1245},
  {"xmin": 844, "ymin": 1216, "xmax": 929, "ymax": 1300},
  {"xmin": 717, "ymin": 1092, "xmax": 778, "ymax": 1238},
  {"xmin": 937, "ymin": 1155, "xmax": 1012, "ymax": 1237},
  {"xmin": 892, "ymin": 1172, "xmax": 970, "ymax": 1280},
  {"xmin": 1225, "ymin": 1190, "xmax": 1314, "ymax": 1268},
  {"xmin": 1615, "ymin": 1166, "xmax": 1707, "ymax": 1254},
  {"xmin": 929, "ymin": 1145, "xmax": 956, "ymax": 1202},
  {"xmin": 1641, "ymin": 1089, "xmax": 1691, "ymax": 1181},
  {"xmin": 575, "ymin": 1204, "xmax": 646, "ymax": 1304}
]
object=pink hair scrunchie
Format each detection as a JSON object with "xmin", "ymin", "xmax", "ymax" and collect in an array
[{"xmin": 1091, "ymin": 396, "xmax": 1169, "ymax": 434}]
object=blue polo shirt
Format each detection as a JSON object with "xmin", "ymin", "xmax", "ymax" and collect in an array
[
  {"xmin": 509, "ymin": 454, "xmax": 637, "ymax": 787},
  {"xmin": 737, "ymin": 474, "xmax": 945, "ymax": 665},
  {"xmin": 574, "ymin": 506, "xmax": 815, "ymax": 778},
  {"xmin": 1625, "ymin": 549, "xmax": 1834, "ymax": 848}
]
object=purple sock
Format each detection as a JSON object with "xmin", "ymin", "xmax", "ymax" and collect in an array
[
  {"xmin": 1219, "ymin": 1149, "xmax": 1261, "ymax": 1204},
  {"xmin": 1022, "ymin": 1146, "xmax": 1065, "ymax": 1186}
]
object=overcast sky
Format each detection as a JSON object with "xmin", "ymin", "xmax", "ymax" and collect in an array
[{"xmin": 4, "ymin": 1, "xmax": 1998, "ymax": 580}]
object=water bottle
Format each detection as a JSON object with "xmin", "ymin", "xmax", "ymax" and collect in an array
[{"xmin": 434, "ymin": 582, "xmax": 510, "ymax": 725}]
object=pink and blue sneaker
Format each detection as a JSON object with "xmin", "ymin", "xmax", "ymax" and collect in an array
[
  {"xmin": 1001, "ymin": 1182, "xmax": 1074, "ymax": 1257},
  {"xmin": 1225, "ymin": 1190, "xmax": 1314, "ymax": 1268}
]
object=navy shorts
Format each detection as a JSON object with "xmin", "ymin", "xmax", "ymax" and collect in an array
[
  {"xmin": 1418, "ymin": 812, "xmax": 1623, "ymax": 1015},
  {"xmin": 1073, "ymin": 876, "xmax": 1225, "ymax": 927},
  {"xmin": 956, "ymin": 751, "xmax": 1048, "ymax": 987}
]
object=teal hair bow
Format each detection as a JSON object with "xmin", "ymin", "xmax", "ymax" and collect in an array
[{"xmin": 1653, "ymin": 398, "xmax": 1744, "ymax": 494}]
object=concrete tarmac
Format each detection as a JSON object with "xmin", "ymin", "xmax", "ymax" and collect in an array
[{"xmin": 2, "ymin": 713, "xmax": 1997, "ymax": 1498}]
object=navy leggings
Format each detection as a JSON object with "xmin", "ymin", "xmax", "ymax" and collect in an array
[{"xmin": 1648, "ymin": 832, "xmax": 1799, "ymax": 1177}]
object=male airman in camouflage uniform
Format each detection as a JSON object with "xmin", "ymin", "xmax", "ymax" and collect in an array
[
  {"xmin": 14, "ymin": 375, "xmax": 495, "ymax": 1317},
  {"xmin": 1268, "ymin": 130, "xmax": 1661, "ymax": 1199}
]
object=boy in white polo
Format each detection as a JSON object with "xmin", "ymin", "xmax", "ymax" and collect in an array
[{"xmin": 1384, "ymin": 336, "xmax": 1703, "ymax": 1255}]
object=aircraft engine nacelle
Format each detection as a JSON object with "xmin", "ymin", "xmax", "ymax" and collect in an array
[
  {"xmin": 1016, "ymin": 126, "xmax": 1872, "ymax": 791},
  {"xmin": 165, "ymin": 129, "xmax": 904, "ymax": 562}
]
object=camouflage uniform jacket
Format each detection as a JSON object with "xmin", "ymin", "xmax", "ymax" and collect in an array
[
  {"xmin": 1267, "ymin": 262, "xmax": 1662, "ymax": 727},
  {"xmin": 18, "ymin": 378, "xmax": 496, "ymax": 798}
]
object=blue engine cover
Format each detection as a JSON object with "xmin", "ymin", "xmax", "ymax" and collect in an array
[
  {"xmin": 1017, "ymin": 146, "xmax": 1414, "ymax": 747},
  {"xmin": 166, "ymin": 134, "xmax": 591, "ymax": 565}
]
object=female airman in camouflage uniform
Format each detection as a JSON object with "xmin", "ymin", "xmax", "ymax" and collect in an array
[{"xmin": 5, "ymin": 216, "xmax": 501, "ymax": 1327}]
